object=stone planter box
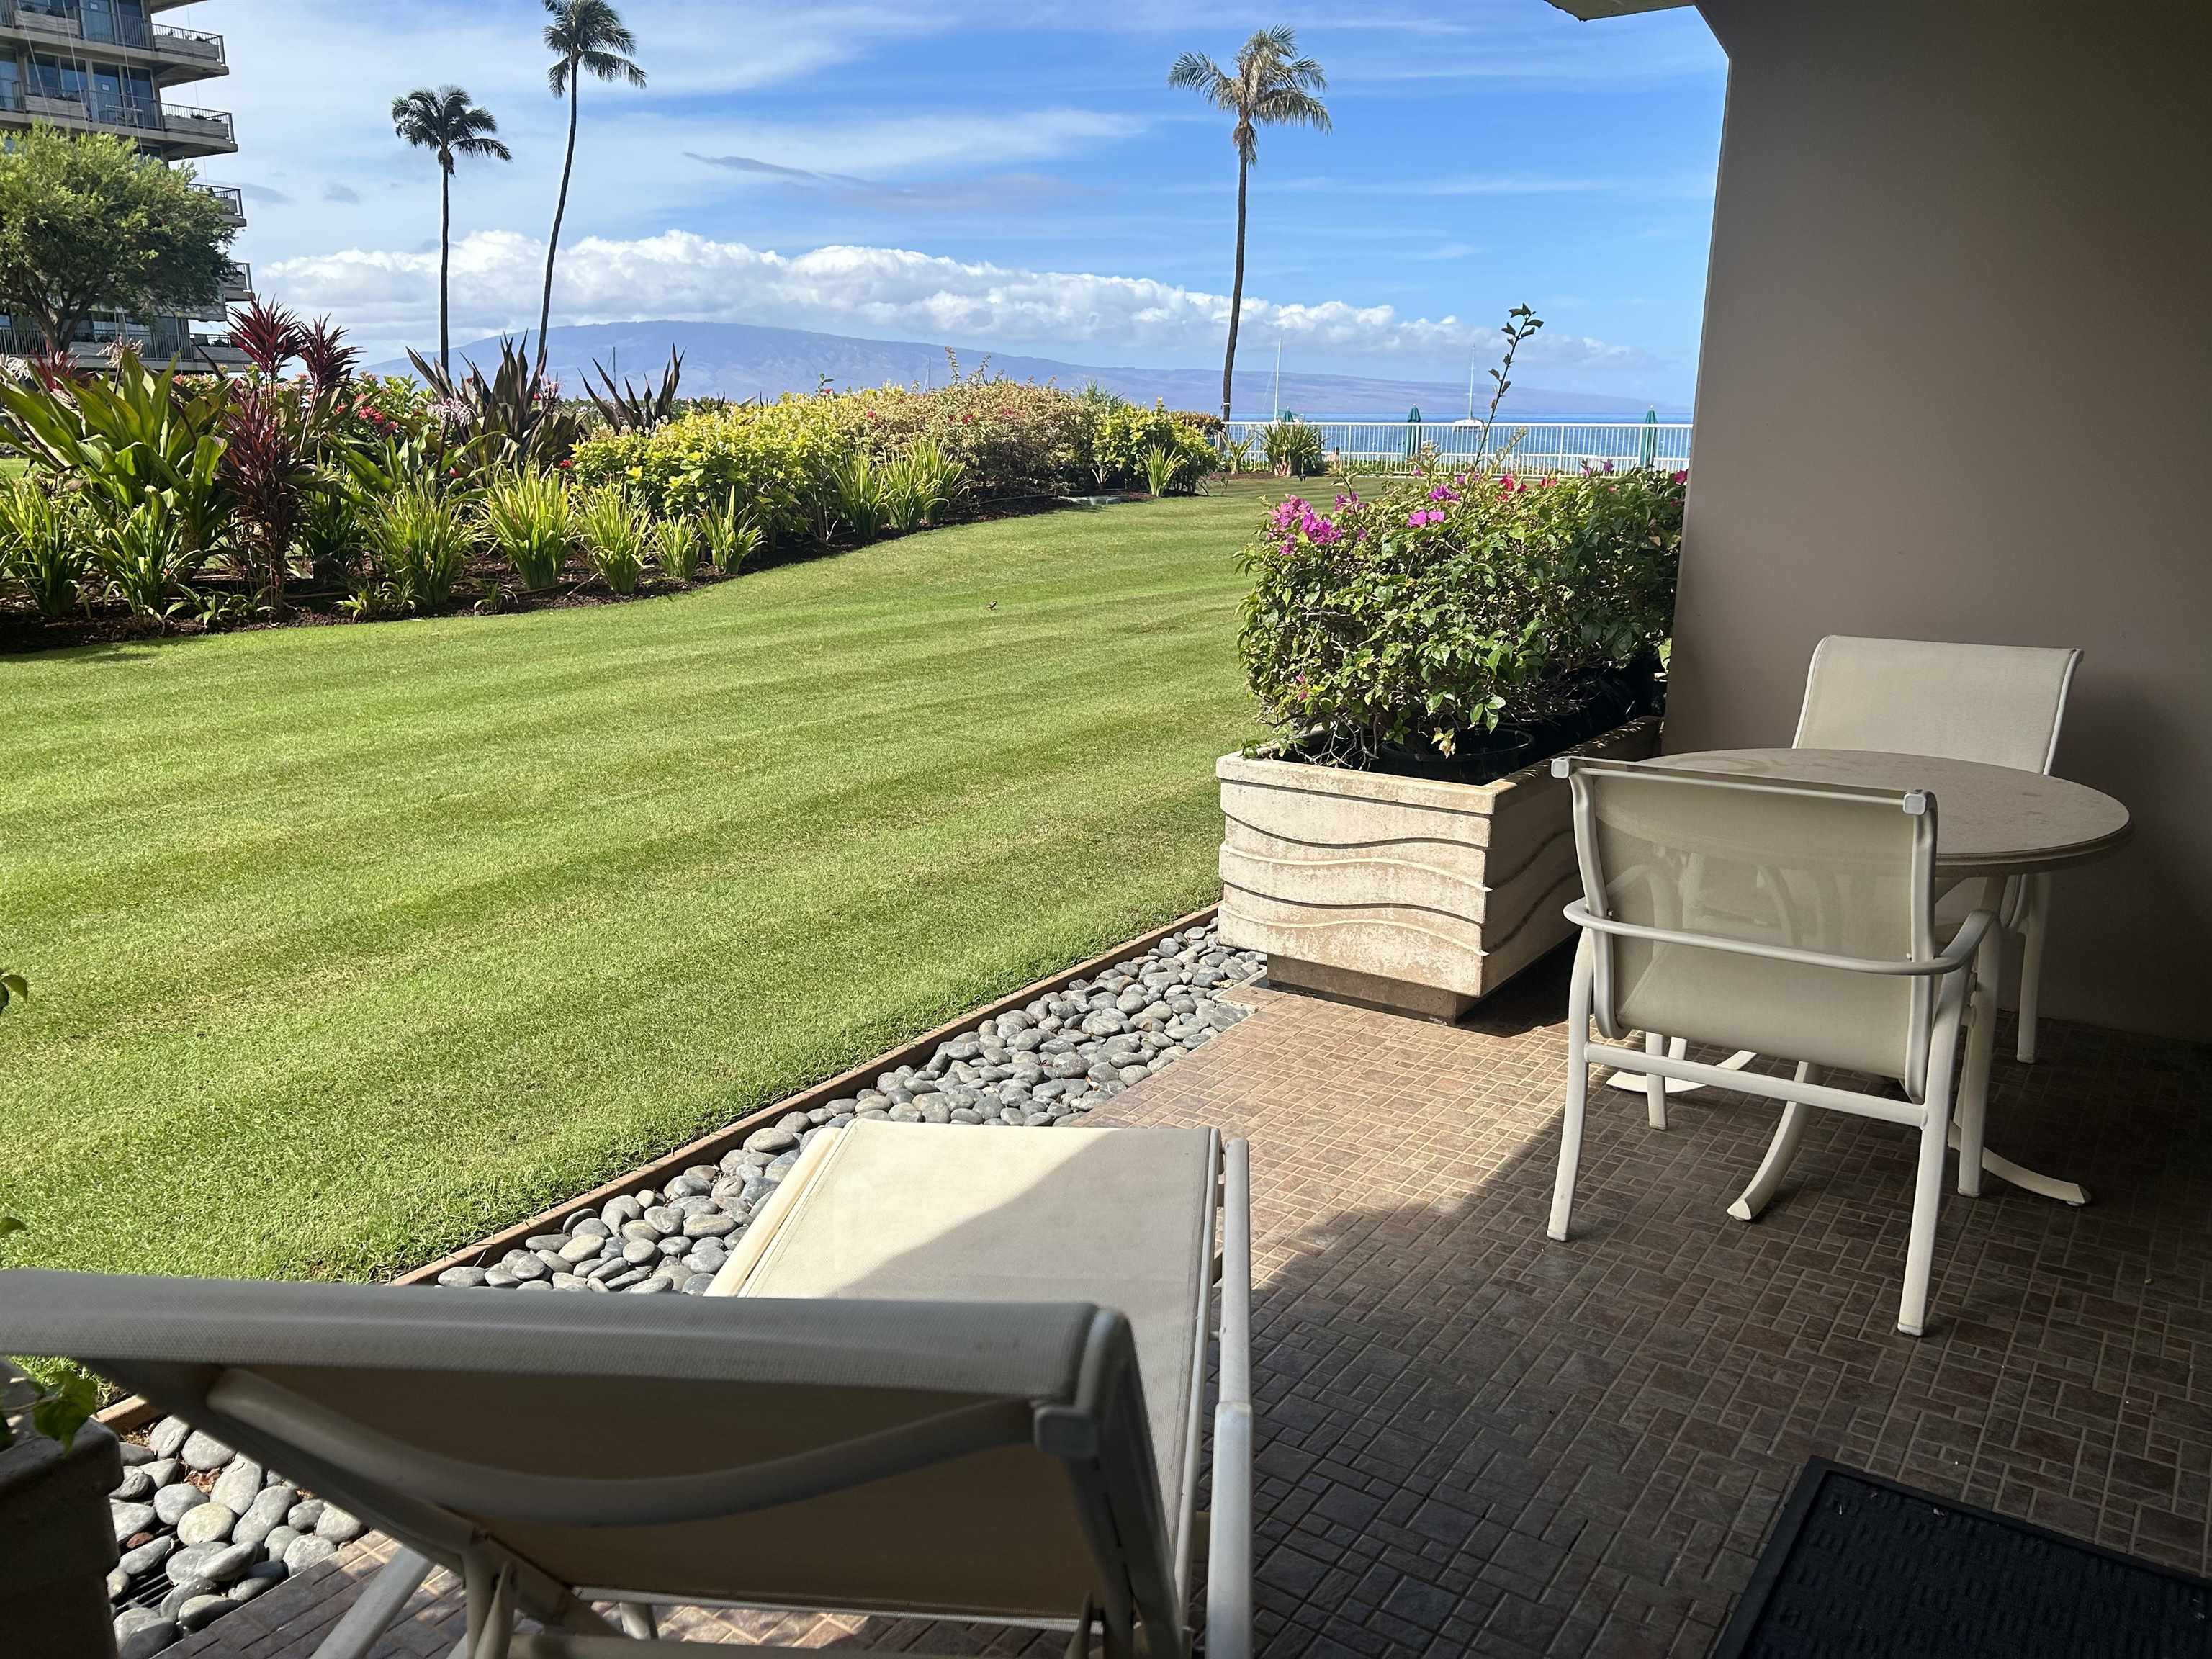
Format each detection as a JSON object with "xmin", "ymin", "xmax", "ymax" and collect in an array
[
  {"xmin": 1217, "ymin": 716, "xmax": 1659, "ymax": 1021},
  {"xmin": 0, "ymin": 1401, "xmax": 125, "ymax": 1658}
]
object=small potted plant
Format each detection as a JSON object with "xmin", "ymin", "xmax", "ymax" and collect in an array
[
  {"xmin": 1217, "ymin": 450, "xmax": 1684, "ymax": 1020},
  {"xmin": 1, "ymin": 974, "xmax": 124, "ymax": 1657}
]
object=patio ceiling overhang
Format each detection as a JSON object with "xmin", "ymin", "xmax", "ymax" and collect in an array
[{"xmin": 1545, "ymin": 0, "xmax": 1691, "ymax": 16}]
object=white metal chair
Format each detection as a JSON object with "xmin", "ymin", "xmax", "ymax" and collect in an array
[
  {"xmin": 1546, "ymin": 757, "xmax": 1993, "ymax": 1336},
  {"xmin": 0, "ymin": 1124, "xmax": 1251, "ymax": 1659},
  {"xmin": 1796, "ymin": 634, "xmax": 2080, "ymax": 1064}
]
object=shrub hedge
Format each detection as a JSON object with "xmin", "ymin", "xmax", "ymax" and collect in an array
[{"xmin": 0, "ymin": 305, "xmax": 1221, "ymax": 637}]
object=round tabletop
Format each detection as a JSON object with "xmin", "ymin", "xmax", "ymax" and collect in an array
[{"xmin": 1645, "ymin": 749, "xmax": 2133, "ymax": 876}]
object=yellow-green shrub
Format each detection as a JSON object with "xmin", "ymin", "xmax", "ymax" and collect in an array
[
  {"xmin": 1086, "ymin": 399, "xmax": 1216, "ymax": 493},
  {"xmin": 570, "ymin": 379, "xmax": 1098, "ymax": 552}
]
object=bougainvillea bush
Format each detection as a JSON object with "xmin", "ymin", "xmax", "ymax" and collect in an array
[{"xmin": 1238, "ymin": 465, "xmax": 1684, "ymax": 777}]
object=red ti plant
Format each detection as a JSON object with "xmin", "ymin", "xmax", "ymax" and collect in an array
[
  {"xmin": 221, "ymin": 382, "xmax": 315, "ymax": 608},
  {"xmin": 229, "ymin": 295, "xmax": 308, "ymax": 379},
  {"xmin": 25, "ymin": 338, "xmax": 80, "ymax": 395},
  {"xmin": 299, "ymin": 315, "xmax": 359, "ymax": 395},
  {"xmin": 221, "ymin": 297, "xmax": 351, "ymax": 609}
]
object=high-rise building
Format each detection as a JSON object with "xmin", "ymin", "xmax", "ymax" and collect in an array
[{"xmin": 0, "ymin": 0, "xmax": 247, "ymax": 367}]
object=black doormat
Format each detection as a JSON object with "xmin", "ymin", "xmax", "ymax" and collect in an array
[{"xmin": 1712, "ymin": 1458, "xmax": 2212, "ymax": 1658}]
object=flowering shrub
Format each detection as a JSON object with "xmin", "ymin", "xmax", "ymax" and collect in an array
[
  {"xmin": 852, "ymin": 379, "xmax": 1091, "ymax": 499},
  {"xmin": 1238, "ymin": 466, "xmax": 1684, "ymax": 769}
]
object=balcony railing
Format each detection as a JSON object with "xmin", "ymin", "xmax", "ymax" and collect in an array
[
  {"xmin": 150, "ymin": 22, "xmax": 224, "ymax": 60},
  {"xmin": 219, "ymin": 261, "xmax": 251, "ymax": 302},
  {"xmin": 157, "ymin": 102, "xmax": 233, "ymax": 143},
  {"xmin": 4, "ymin": 4, "xmax": 78, "ymax": 40},
  {"xmin": 0, "ymin": 84, "xmax": 233, "ymax": 145},
  {"xmin": 195, "ymin": 182, "xmax": 246, "ymax": 221},
  {"xmin": 0, "ymin": 5, "xmax": 226, "ymax": 63}
]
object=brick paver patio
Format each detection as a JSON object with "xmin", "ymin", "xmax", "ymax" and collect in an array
[{"xmin": 174, "ymin": 950, "xmax": 2212, "ymax": 1658}]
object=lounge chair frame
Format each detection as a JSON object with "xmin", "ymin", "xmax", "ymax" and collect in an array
[{"xmin": 0, "ymin": 1136, "xmax": 1251, "ymax": 1659}]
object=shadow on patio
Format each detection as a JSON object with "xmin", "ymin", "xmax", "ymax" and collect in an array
[{"xmin": 176, "ymin": 949, "xmax": 2212, "ymax": 1658}]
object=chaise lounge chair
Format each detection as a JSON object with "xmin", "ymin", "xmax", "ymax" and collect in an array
[{"xmin": 0, "ymin": 1122, "xmax": 1251, "ymax": 1659}]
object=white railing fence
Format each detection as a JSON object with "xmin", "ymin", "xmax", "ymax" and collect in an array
[{"xmin": 1220, "ymin": 419, "xmax": 1692, "ymax": 475}]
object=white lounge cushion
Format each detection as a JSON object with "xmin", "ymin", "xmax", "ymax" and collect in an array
[{"xmin": 711, "ymin": 1120, "xmax": 1217, "ymax": 1516}]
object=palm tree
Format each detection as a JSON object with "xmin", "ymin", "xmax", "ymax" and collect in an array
[
  {"xmin": 1169, "ymin": 28, "xmax": 1331, "ymax": 428},
  {"xmin": 536, "ymin": 0, "xmax": 646, "ymax": 372},
  {"xmin": 390, "ymin": 86, "xmax": 512, "ymax": 376}
]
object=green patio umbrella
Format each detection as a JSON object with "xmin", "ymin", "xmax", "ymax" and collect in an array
[{"xmin": 1639, "ymin": 407, "xmax": 1658, "ymax": 469}]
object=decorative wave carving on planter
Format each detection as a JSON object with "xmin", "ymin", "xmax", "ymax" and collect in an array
[{"xmin": 1216, "ymin": 717, "xmax": 1659, "ymax": 1020}]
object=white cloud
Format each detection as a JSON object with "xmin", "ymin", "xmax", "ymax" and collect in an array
[{"xmin": 266, "ymin": 229, "xmax": 1650, "ymax": 374}]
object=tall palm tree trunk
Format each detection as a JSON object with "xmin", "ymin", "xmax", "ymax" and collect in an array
[
  {"xmin": 537, "ymin": 73, "xmax": 579, "ymax": 374},
  {"xmin": 439, "ymin": 166, "xmax": 452, "ymax": 375},
  {"xmin": 1220, "ymin": 153, "xmax": 1249, "ymax": 428}
]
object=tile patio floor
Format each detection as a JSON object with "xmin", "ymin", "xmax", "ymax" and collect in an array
[{"xmin": 174, "ymin": 948, "xmax": 2212, "ymax": 1658}]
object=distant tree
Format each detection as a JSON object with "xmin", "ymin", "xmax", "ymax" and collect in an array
[
  {"xmin": 391, "ymin": 86, "xmax": 513, "ymax": 375},
  {"xmin": 1169, "ymin": 28, "xmax": 1331, "ymax": 428},
  {"xmin": 0, "ymin": 127, "xmax": 235, "ymax": 355},
  {"xmin": 536, "ymin": 0, "xmax": 646, "ymax": 372}
]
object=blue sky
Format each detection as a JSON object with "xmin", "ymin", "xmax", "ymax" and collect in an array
[{"xmin": 182, "ymin": 0, "xmax": 1726, "ymax": 404}]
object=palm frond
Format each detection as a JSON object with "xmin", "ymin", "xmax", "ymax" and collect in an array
[
  {"xmin": 1167, "ymin": 50, "xmax": 1228, "ymax": 96},
  {"xmin": 545, "ymin": 0, "xmax": 645, "ymax": 92},
  {"xmin": 580, "ymin": 47, "xmax": 647, "ymax": 88},
  {"xmin": 1173, "ymin": 27, "xmax": 1333, "ymax": 164},
  {"xmin": 1252, "ymin": 86, "xmax": 1332, "ymax": 135},
  {"xmin": 391, "ymin": 85, "xmax": 510, "ymax": 169}
]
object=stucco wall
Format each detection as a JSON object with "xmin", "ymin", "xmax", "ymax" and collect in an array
[{"xmin": 1670, "ymin": 0, "xmax": 2212, "ymax": 1038}]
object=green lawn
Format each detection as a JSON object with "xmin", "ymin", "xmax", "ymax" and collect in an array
[{"xmin": 0, "ymin": 493, "xmax": 1265, "ymax": 1283}]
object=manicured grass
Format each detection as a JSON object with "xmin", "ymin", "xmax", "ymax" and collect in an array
[{"xmin": 0, "ymin": 494, "xmax": 1265, "ymax": 1282}]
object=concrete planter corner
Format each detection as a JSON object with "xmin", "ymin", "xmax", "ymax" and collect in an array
[
  {"xmin": 1217, "ymin": 716, "xmax": 1659, "ymax": 1021},
  {"xmin": 0, "ymin": 1399, "xmax": 125, "ymax": 1658}
]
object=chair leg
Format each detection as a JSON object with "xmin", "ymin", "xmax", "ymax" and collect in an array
[
  {"xmin": 1897, "ymin": 1098, "xmax": 1951, "ymax": 1337},
  {"xmin": 1899, "ymin": 979, "xmax": 1968, "ymax": 1337},
  {"xmin": 1548, "ymin": 938, "xmax": 1596, "ymax": 1243},
  {"xmin": 1728, "ymin": 1065, "xmax": 1820, "ymax": 1223},
  {"xmin": 310, "ymin": 1549, "xmax": 435, "ymax": 1659},
  {"xmin": 2015, "ymin": 874, "xmax": 2050, "ymax": 1064},
  {"xmin": 1645, "ymin": 1030, "xmax": 1668, "ymax": 1130},
  {"xmin": 1954, "ymin": 878, "xmax": 2007, "ymax": 1197}
]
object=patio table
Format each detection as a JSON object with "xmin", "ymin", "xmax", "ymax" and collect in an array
[{"xmin": 1636, "ymin": 747, "xmax": 2131, "ymax": 1208}]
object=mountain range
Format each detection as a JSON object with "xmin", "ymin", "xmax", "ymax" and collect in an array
[{"xmin": 372, "ymin": 321, "xmax": 1689, "ymax": 423}]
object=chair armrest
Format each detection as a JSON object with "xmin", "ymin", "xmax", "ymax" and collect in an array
[
  {"xmin": 1205, "ymin": 1403, "xmax": 1252, "ymax": 1659},
  {"xmin": 1204, "ymin": 1138, "xmax": 1251, "ymax": 1659},
  {"xmin": 1934, "ymin": 908, "xmax": 1998, "ymax": 971},
  {"xmin": 1564, "ymin": 899, "xmax": 1985, "ymax": 979}
]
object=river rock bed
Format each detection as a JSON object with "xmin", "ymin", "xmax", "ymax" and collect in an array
[
  {"xmin": 107, "ymin": 1422, "xmax": 366, "ymax": 1657},
  {"xmin": 433, "ymin": 922, "xmax": 1263, "ymax": 1299}
]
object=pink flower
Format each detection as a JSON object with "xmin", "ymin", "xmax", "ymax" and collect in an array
[
  {"xmin": 1671, "ymin": 469, "xmax": 1689, "ymax": 484},
  {"xmin": 1406, "ymin": 508, "xmax": 1445, "ymax": 529},
  {"xmin": 1428, "ymin": 483, "xmax": 1456, "ymax": 503}
]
